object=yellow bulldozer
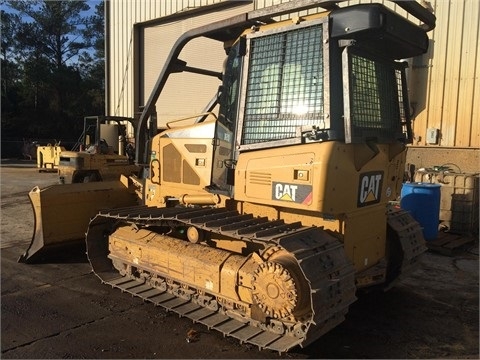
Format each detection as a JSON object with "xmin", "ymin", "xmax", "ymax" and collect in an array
[
  {"xmin": 20, "ymin": 0, "xmax": 435, "ymax": 352},
  {"xmin": 57, "ymin": 115, "xmax": 140, "ymax": 183}
]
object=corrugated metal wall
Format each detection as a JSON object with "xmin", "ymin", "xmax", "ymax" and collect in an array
[
  {"xmin": 107, "ymin": 0, "xmax": 479, "ymax": 150},
  {"xmin": 412, "ymin": 0, "xmax": 479, "ymax": 149},
  {"xmin": 106, "ymin": 0, "xmax": 226, "ymax": 120}
]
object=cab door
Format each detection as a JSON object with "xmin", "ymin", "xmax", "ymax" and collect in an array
[{"xmin": 210, "ymin": 41, "xmax": 244, "ymax": 196}]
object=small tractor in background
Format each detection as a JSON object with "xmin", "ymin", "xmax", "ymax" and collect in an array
[
  {"xmin": 56, "ymin": 115, "xmax": 139, "ymax": 183},
  {"xmin": 37, "ymin": 142, "xmax": 66, "ymax": 172}
]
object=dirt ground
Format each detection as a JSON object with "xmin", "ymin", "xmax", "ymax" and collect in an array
[{"xmin": 1, "ymin": 160, "xmax": 479, "ymax": 359}]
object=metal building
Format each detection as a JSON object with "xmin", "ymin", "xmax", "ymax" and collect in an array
[{"xmin": 105, "ymin": 0, "xmax": 479, "ymax": 174}]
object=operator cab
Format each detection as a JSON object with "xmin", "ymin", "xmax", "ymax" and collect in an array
[{"xmin": 211, "ymin": 3, "xmax": 429, "ymax": 196}]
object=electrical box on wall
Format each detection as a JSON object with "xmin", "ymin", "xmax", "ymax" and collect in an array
[{"xmin": 427, "ymin": 128, "xmax": 439, "ymax": 144}]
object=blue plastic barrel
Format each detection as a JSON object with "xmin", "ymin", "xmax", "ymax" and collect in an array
[{"xmin": 400, "ymin": 182, "xmax": 441, "ymax": 241}]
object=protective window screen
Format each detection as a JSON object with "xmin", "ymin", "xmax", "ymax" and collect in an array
[
  {"xmin": 242, "ymin": 24, "xmax": 324, "ymax": 145},
  {"xmin": 348, "ymin": 53, "xmax": 405, "ymax": 141}
]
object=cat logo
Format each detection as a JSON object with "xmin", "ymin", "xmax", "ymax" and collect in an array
[
  {"xmin": 275, "ymin": 183, "xmax": 298, "ymax": 201},
  {"xmin": 358, "ymin": 171, "xmax": 383, "ymax": 207},
  {"xmin": 272, "ymin": 182, "xmax": 312, "ymax": 205}
]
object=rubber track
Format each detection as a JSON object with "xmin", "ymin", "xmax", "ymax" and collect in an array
[{"xmin": 86, "ymin": 205, "xmax": 357, "ymax": 352}]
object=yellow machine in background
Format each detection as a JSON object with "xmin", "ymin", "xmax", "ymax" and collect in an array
[
  {"xmin": 22, "ymin": 0, "xmax": 435, "ymax": 352},
  {"xmin": 35, "ymin": 116, "xmax": 139, "ymax": 181},
  {"xmin": 56, "ymin": 115, "xmax": 139, "ymax": 183},
  {"xmin": 37, "ymin": 143, "xmax": 66, "ymax": 172}
]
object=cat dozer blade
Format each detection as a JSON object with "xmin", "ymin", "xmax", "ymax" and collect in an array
[{"xmin": 19, "ymin": 178, "xmax": 138, "ymax": 263}]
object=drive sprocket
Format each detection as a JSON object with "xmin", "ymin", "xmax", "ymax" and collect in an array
[{"xmin": 252, "ymin": 261, "xmax": 298, "ymax": 319}]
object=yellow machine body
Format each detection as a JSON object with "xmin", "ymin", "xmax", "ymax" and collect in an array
[
  {"xmin": 57, "ymin": 150, "xmax": 139, "ymax": 183},
  {"xmin": 144, "ymin": 121, "xmax": 406, "ymax": 275},
  {"xmin": 234, "ymin": 141, "xmax": 405, "ymax": 273},
  {"xmin": 48, "ymin": 116, "xmax": 140, "ymax": 183},
  {"xmin": 146, "ymin": 120, "xmax": 218, "ymax": 204},
  {"xmin": 36, "ymin": 144, "xmax": 66, "ymax": 171}
]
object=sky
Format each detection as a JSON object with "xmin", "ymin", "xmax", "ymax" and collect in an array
[
  {"xmin": 1, "ymin": 0, "xmax": 104, "ymax": 64},
  {"xmin": 1, "ymin": 0, "xmax": 103, "ymax": 18}
]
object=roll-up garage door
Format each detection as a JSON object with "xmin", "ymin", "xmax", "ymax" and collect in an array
[{"xmin": 137, "ymin": 2, "xmax": 253, "ymax": 128}]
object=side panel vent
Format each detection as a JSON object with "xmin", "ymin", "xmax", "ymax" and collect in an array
[{"xmin": 248, "ymin": 171, "xmax": 272, "ymax": 186}]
